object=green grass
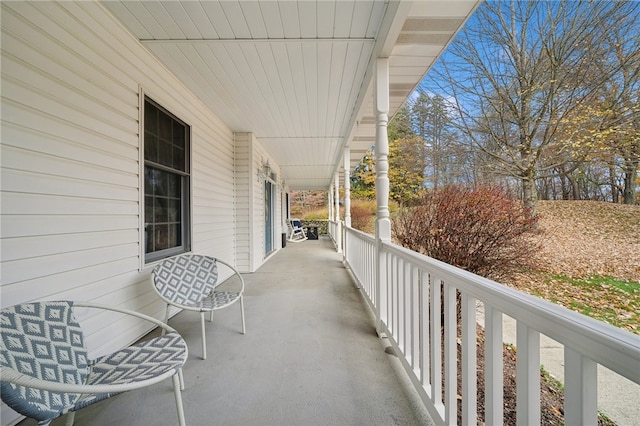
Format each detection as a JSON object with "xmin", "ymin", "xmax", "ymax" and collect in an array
[
  {"xmin": 542, "ymin": 274, "xmax": 640, "ymax": 333},
  {"xmin": 567, "ymin": 275, "xmax": 640, "ymax": 293},
  {"xmin": 540, "ymin": 365, "xmax": 564, "ymax": 391}
]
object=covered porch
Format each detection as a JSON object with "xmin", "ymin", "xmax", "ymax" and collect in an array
[
  {"xmin": 2, "ymin": 2, "xmax": 639, "ymax": 425},
  {"xmin": 22, "ymin": 237, "xmax": 431, "ymax": 426}
]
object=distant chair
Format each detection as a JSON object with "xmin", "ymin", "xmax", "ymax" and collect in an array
[
  {"xmin": 0, "ymin": 300, "xmax": 187, "ymax": 426},
  {"xmin": 151, "ymin": 254, "xmax": 246, "ymax": 360},
  {"xmin": 288, "ymin": 219, "xmax": 308, "ymax": 242}
]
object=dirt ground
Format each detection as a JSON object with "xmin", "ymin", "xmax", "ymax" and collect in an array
[{"xmin": 467, "ymin": 326, "xmax": 616, "ymax": 426}]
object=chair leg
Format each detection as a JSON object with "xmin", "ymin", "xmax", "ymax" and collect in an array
[
  {"xmin": 173, "ymin": 372, "xmax": 186, "ymax": 426},
  {"xmin": 240, "ymin": 296, "xmax": 246, "ymax": 334},
  {"xmin": 200, "ymin": 312, "xmax": 207, "ymax": 360},
  {"xmin": 162, "ymin": 304, "xmax": 171, "ymax": 336},
  {"xmin": 178, "ymin": 369, "xmax": 185, "ymax": 391},
  {"xmin": 64, "ymin": 412, "xmax": 75, "ymax": 426}
]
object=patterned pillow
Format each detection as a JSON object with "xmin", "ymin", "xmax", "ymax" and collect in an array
[
  {"xmin": 153, "ymin": 255, "xmax": 219, "ymax": 305},
  {"xmin": 0, "ymin": 301, "xmax": 88, "ymax": 422}
]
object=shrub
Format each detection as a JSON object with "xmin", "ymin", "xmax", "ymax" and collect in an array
[
  {"xmin": 392, "ymin": 185, "xmax": 540, "ymax": 278},
  {"xmin": 353, "ymin": 198, "xmax": 378, "ymax": 215},
  {"xmin": 350, "ymin": 204, "xmax": 374, "ymax": 233},
  {"xmin": 303, "ymin": 208, "xmax": 328, "ymax": 220}
]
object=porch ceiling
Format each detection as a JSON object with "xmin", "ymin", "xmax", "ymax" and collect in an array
[{"xmin": 102, "ymin": 0, "xmax": 478, "ymax": 190}]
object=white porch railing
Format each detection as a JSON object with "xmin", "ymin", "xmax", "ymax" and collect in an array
[
  {"xmin": 328, "ymin": 220, "xmax": 341, "ymax": 252},
  {"xmin": 340, "ymin": 225, "xmax": 640, "ymax": 425}
]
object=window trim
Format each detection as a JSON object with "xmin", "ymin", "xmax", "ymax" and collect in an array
[{"xmin": 139, "ymin": 90, "xmax": 192, "ymax": 268}]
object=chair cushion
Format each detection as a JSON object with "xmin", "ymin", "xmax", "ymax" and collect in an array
[
  {"xmin": 153, "ymin": 255, "xmax": 219, "ymax": 306},
  {"xmin": 73, "ymin": 331, "xmax": 187, "ymax": 410},
  {"xmin": 201, "ymin": 291, "xmax": 241, "ymax": 310},
  {"xmin": 0, "ymin": 301, "xmax": 88, "ymax": 422}
]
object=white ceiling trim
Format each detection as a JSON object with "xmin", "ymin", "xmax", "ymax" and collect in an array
[
  {"xmin": 141, "ymin": 38, "xmax": 376, "ymax": 43},
  {"xmin": 102, "ymin": 0, "xmax": 480, "ymax": 190}
]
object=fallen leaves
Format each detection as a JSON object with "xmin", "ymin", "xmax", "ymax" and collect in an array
[
  {"xmin": 533, "ymin": 200, "xmax": 640, "ymax": 280},
  {"xmin": 505, "ymin": 200, "xmax": 640, "ymax": 334}
]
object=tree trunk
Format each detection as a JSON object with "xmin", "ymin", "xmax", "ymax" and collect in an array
[
  {"xmin": 609, "ymin": 164, "xmax": 619, "ymax": 203},
  {"xmin": 539, "ymin": 177, "xmax": 550, "ymax": 200},
  {"xmin": 560, "ymin": 174, "xmax": 570, "ymax": 200},
  {"xmin": 549, "ymin": 177, "xmax": 555, "ymax": 200},
  {"xmin": 622, "ymin": 160, "xmax": 638, "ymax": 205},
  {"xmin": 567, "ymin": 174, "xmax": 580, "ymax": 201},
  {"xmin": 522, "ymin": 174, "xmax": 538, "ymax": 215}
]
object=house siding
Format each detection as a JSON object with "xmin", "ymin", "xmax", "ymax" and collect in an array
[
  {"xmin": 1, "ymin": 0, "xmax": 239, "ymax": 379},
  {"xmin": 251, "ymin": 137, "xmax": 284, "ymax": 270},
  {"xmin": 234, "ymin": 132, "xmax": 253, "ymax": 272},
  {"xmin": 234, "ymin": 132, "xmax": 284, "ymax": 273}
]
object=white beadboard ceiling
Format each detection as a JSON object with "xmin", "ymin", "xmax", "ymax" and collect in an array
[{"xmin": 102, "ymin": 0, "xmax": 478, "ymax": 190}]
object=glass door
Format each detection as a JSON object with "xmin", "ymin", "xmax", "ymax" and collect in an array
[{"xmin": 264, "ymin": 180, "xmax": 274, "ymax": 255}]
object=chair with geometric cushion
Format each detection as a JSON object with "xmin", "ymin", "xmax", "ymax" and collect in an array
[
  {"xmin": 151, "ymin": 254, "xmax": 246, "ymax": 360},
  {"xmin": 0, "ymin": 300, "xmax": 188, "ymax": 426}
]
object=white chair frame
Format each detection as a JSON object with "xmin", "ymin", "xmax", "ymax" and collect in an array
[
  {"xmin": 151, "ymin": 254, "xmax": 246, "ymax": 360},
  {"xmin": 288, "ymin": 218, "xmax": 308, "ymax": 242},
  {"xmin": 0, "ymin": 301, "xmax": 188, "ymax": 426}
]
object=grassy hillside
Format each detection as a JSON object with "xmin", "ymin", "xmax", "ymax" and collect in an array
[{"xmin": 507, "ymin": 200, "xmax": 640, "ymax": 333}]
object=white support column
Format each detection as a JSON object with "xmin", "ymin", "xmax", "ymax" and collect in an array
[
  {"xmin": 343, "ymin": 148, "xmax": 351, "ymax": 228},
  {"xmin": 374, "ymin": 58, "xmax": 391, "ymax": 242},
  {"xmin": 374, "ymin": 57, "xmax": 390, "ymax": 336},
  {"xmin": 328, "ymin": 185, "xmax": 334, "ymax": 222},
  {"xmin": 343, "ymin": 148, "xmax": 351, "ymax": 263},
  {"xmin": 334, "ymin": 173, "xmax": 342, "ymax": 253}
]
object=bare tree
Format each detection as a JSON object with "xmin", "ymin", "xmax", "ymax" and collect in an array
[
  {"xmin": 422, "ymin": 0, "xmax": 639, "ymax": 211},
  {"xmin": 409, "ymin": 92, "xmax": 471, "ymax": 188},
  {"xmin": 596, "ymin": 10, "xmax": 640, "ymax": 205}
]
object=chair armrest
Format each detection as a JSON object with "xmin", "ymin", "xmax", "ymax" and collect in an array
[
  {"xmin": 73, "ymin": 301, "xmax": 179, "ymax": 335},
  {"xmin": 1, "ymin": 355, "xmax": 179, "ymax": 394}
]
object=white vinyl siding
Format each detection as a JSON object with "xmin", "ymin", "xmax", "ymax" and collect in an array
[
  {"xmin": 252, "ymin": 138, "xmax": 283, "ymax": 269},
  {"xmin": 234, "ymin": 132, "xmax": 253, "ymax": 272},
  {"xmin": 233, "ymin": 133, "xmax": 284, "ymax": 273},
  {"xmin": 1, "ymin": 0, "xmax": 235, "ymax": 365}
]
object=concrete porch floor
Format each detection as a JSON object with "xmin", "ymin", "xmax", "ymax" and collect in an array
[{"xmin": 23, "ymin": 237, "xmax": 432, "ymax": 426}]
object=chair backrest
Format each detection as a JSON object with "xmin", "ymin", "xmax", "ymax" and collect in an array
[
  {"xmin": 291, "ymin": 219, "xmax": 303, "ymax": 229},
  {"xmin": 0, "ymin": 301, "xmax": 89, "ymax": 422},
  {"xmin": 152, "ymin": 254, "xmax": 219, "ymax": 305}
]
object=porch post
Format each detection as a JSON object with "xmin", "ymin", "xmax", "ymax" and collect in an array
[
  {"xmin": 343, "ymin": 148, "xmax": 351, "ymax": 228},
  {"xmin": 328, "ymin": 184, "xmax": 334, "ymax": 222},
  {"xmin": 334, "ymin": 173, "xmax": 342, "ymax": 253},
  {"xmin": 374, "ymin": 57, "xmax": 390, "ymax": 336},
  {"xmin": 343, "ymin": 147, "xmax": 351, "ymax": 263}
]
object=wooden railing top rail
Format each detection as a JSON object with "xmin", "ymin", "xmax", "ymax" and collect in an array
[{"xmin": 379, "ymin": 239, "xmax": 640, "ymax": 383}]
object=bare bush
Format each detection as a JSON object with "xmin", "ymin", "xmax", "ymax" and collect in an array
[
  {"xmin": 392, "ymin": 185, "xmax": 540, "ymax": 278},
  {"xmin": 350, "ymin": 204, "xmax": 374, "ymax": 233}
]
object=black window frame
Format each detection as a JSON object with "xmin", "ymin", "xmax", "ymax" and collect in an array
[{"xmin": 143, "ymin": 96, "xmax": 191, "ymax": 264}]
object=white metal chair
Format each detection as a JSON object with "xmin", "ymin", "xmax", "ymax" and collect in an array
[
  {"xmin": 288, "ymin": 219, "xmax": 308, "ymax": 242},
  {"xmin": 0, "ymin": 300, "xmax": 188, "ymax": 426},
  {"xmin": 151, "ymin": 254, "xmax": 246, "ymax": 360}
]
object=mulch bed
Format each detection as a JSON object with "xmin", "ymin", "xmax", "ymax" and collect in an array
[{"xmin": 464, "ymin": 325, "xmax": 615, "ymax": 425}]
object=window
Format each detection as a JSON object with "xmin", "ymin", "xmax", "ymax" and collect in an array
[{"xmin": 144, "ymin": 97, "xmax": 191, "ymax": 263}]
